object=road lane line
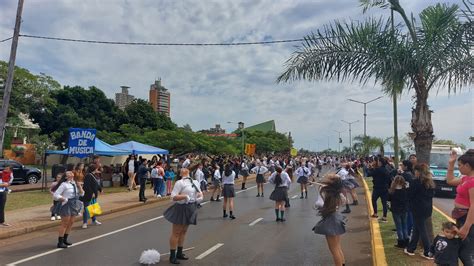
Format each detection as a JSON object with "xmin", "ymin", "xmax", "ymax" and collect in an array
[
  {"xmin": 6, "ymin": 215, "xmax": 165, "ymax": 266},
  {"xmin": 249, "ymin": 218, "xmax": 263, "ymax": 226},
  {"xmin": 195, "ymin": 243, "xmax": 224, "ymax": 260},
  {"xmin": 235, "ymin": 185, "xmax": 257, "ymax": 194},
  {"xmin": 160, "ymin": 247, "xmax": 195, "ymax": 256},
  {"xmin": 291, "ymin": 195, "xmax": 298, "ymax": 199}
]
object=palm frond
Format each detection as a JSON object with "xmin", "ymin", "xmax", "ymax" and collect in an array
[
  {"xmin": 277, "ymin": 18, "xmax": 411, "ymax": 89},
  {"xmin": 359, "ymin": 0, "xmax": 390, "ymax": 13}
]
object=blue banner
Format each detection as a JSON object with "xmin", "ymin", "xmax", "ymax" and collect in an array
[{"xmin": 68, "ymin": 128, "xmax": 96, "ymax": 158}]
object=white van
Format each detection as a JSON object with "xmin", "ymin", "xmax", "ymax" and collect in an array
[{"xmin": 430, "ymin": 145, "xmax": 461, "ymax": 197}]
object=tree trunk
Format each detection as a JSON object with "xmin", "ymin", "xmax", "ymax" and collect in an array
[{"xmin": 411, "ymin": 84, "xmax": 433, "ymax": 164}]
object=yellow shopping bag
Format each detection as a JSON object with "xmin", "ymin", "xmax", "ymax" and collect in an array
[{"xmin": 86, "ymin": 199, "xmax": 102, "ymax": 218}]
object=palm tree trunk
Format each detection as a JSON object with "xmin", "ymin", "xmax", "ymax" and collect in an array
[{"xmin": 411, "ymin": 85, "xmax": 433, "ymax": 164}]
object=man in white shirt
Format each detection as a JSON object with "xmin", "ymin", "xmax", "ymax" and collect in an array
[{"xmin": 182, "ymin": 155, "xmax": 191, "ymax": 169}]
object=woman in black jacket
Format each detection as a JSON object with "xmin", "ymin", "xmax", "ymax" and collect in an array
[
  {"xmin": 367, "ymin": 156, "xmax": 392, "ymax": 222},
  {"xmin": 405, "ymin": 163, "xmax": 435, "ymax": 259},
  {"xmin": 81, "ymin": 164, "xmax": 102, "ymax": 229},
  {"xmin": 400, "ymin": 160, "xmax": 414, "ymax": 236},
  {"xmin": 388, "ymin": 175, "xmax": 409, "ymax": 248}
]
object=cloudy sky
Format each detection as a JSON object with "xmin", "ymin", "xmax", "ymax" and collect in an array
[{"xmin": 0, "ymin": 0, "xmax": 472, "ymax": 151}]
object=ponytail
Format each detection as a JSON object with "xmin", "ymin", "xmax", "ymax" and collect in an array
[{"xmin": 51, "ymin": 173, "xmax": 67, "ymax": 192}]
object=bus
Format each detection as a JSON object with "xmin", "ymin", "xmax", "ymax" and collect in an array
[{"xmin": 430, "ymin": 145, "xmax": 461, "ymax": 197}]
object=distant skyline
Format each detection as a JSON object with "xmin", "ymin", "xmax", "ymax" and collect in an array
[{"xmin": 0, "ymin": 0, "xmax": 471, "ymax": 151}]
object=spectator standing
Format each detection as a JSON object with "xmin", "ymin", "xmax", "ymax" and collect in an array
[
  {"xmin": 50, "ymin": 173, "xmax": 63, "ymax": 221},
  {"xmin": 405, "ymin": 163, "xmax": 435, "ymax": 260},
  {"xmin": 165, "ymin": 165, "xmax": 175, "ymax": 196},
  {"xmin": 446, "ymin": 149, "xmax": 474, "ymax": 265},
  {"xmin": 0, "ymin": 166, "xmax": 12, "ymax": 226},
  {"xmin": 388, "ymin": 175, "xmax": 409, "ymax": 248},
  {"xmin": 81, "ymin": 164, "xmax": 103, "ymax": 229},
  {"xmin": 137, "ymin": 159, "xmax": 151, "ymax": 203},
  {"xmin": 368, "ymin": 156, "xmax": 391, "ymax": 222},
  {"xmin": 128, "ymin": 155, "xmax": 137, "ymax": 191}
]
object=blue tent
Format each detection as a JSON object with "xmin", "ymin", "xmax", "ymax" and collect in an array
[
  {"xmin": 112, "ymin": 141, "xmax": 169, "ymax": 155},
  {"xmin": 46, "ymin": 138, "xmax": 130, "ymax": 157}
]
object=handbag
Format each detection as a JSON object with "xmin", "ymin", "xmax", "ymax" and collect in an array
[
  {"xmin": 87, "ymin": 198, "xmax": 102, "ymax": 218},
  {"xmin": 313, "ymin": 184, "xmax": 324, "ymax": 210},
  {"xmin": 451, "ymin": 207, "xmax": 468, "ymax": 220}
]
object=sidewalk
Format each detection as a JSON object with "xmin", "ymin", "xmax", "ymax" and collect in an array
[{"xmin": 0, "ymin": 176, "xmax": 255, "ymax": 240}]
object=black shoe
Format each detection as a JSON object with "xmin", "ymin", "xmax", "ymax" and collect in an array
[
  {"xmin": 242, "ymin": 187, "xmax": 247, "ymax": 190},
  {"xmin": 57, "ymin": 242, "xmax": 68, "ymax": 248},
  {"xmin": 341, "ymin": 209, "xmax": 351, "ymax": 214},
  {"xmin": 276, "ymin": 218, "xmax": 281, "ymax": 222},
  {"xmin": 352, "ymin": 200, "xmax": 359, "ymax": 206},
  {"xmin": 305, "ymin": 195, "xmax": 308, "ymax": 199},
  {"xmin": 229, "ymin": 215, "xmax": 236, "ymax": 220},
  {"xmin": 223, "ymin": 214, "xmax": 228, "ymax": 218},
  {"xmin": 176, "ymin": 254, "xmax": 189, "ymax": 260},
  {"xmin": 300, "ymin": 196, "xmax": 304, "ymax": 199},
  {"xmin": 210, "ymin": 197, "xmax": 215, "ymax": 201},
  {"xmin": 261, "ymin": 193, "xmax": 264, "ymax": 197},
  {"xmin": 256, "ymin": 194, "xmax": 260, "ymax": 197},
  {"xmin": 280, "ymin": 218, "xmax": 286, "ymax": 222},
  {"xmin": 394, "ymin": 239, "xmax": 406, "ymax": 249},
  {"xmin": 170, "ymin": 257, "xmax": 180, "ymax": 264},
  {"xmin": 63, "ymin": 235, "xmax": 72, "ymax": 246}
]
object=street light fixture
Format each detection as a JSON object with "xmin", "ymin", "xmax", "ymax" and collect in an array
[
  {"xmin": 341, "ymin": 120, "xmax": 359, "ymax": 152},
  {"xmin": 333, "ymin": 130, "xmax": 344, "ymax": 152},
  {"xmin": 347, "ymin": 96, "xmax": 383, "ymax": 137}
]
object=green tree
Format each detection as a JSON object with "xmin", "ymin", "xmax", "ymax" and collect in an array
[{"xmin": 278, "ymin": 2, "xmax": 472, "ymax": 163}]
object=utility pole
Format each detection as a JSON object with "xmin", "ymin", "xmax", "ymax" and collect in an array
[
  {"xmin": 391, "ymin": 9, "xmax": 400, "ymax": 166},
  {"xmin": 0, "ymin": 0, "xmax": 24, "ymax": 157},
  {"xmin": 348, "ymin": 96, "xmax": 382, "ymax": 137},
  {"xmin": 341, "ymin": 120, "xmax": 359, "ymax": 153}
]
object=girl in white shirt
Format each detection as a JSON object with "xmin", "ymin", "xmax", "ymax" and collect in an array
[
  {"xmin": 251, "ymin": 162, "xmax": 269, "ymax": 197},
  {"xmin": 240, "ymin": 160, "xmax": 250, "ymax": 190},
  {"xmin": 269, "ymin": 167, "xmax": 292, "ymax": 222},
  {"xmin": 163, "ymin": 168, "xmax": 203, "ymax": 264},
  {"xmin": 210, "ymin": 165, "xmax": 222, "ymax": 202},
  {"xmin": 296, "ymin": 164, "xmax": 310, "ymax": 199},
  {"xmin": 221, "ymin": 164, "xmax": 236, "ymax": 219},
  {"xmin": 52, "ymin": 171, "xmax": 84, "ymax": 248}
]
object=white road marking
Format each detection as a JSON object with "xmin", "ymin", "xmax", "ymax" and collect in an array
[
  {"xmin": 201, "ymin": 201, "xmax": 209, "ymax": 205},
  {"xmin": 160, "ymin": 247, "xmax": 195, "ymax": 256},
  {"xmin": 249, "ymin": 218, "xmax": 264, "ymax": 226},
  {"xmin": 195, "ymin": 243, "xmax": 224, "ymax": 260},
  {"xmin": 291, "ymin": 195, "xmax": 298, "ymax": 199},
  {"xmin": 6, "ymin": 215, "xmax": 165, "ymax": 266},
  {"xmin": 235, "ymin": 185, "xmax": 257, "ymax": 194}
]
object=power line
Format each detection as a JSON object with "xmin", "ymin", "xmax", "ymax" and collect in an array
[
  {"xmin": 0, "ymin": 37, "xmax": 13, "ymax": 43},
  {"xmin": 19, "ymin": 34, "xmax": 305, "ymax": 46}
]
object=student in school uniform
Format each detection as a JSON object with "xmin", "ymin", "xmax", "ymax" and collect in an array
[
  {"xmin": 222, "ymin": 164, "xmax": 237, "ymax": 219},
  {"xmin": 210, "ymin": 165, "xmax": 222, "ymax": 202},
  {"xmin": 240, "ymin": 159, "xmax": 250, "ymax": 190},
  {"xmin": 269, "ymin": 166, "xmax": 292, "ymax": 222},
  {"xmin": 295, "ymin": 163, "xmax": 310, "ymax": 199},
  {"xmin": 251, "ymin": 161, "xmax": 269, "ymax": 197},
  {"xmin": 163, "ymin": 168, "xmax": 203, "ymax": 264},
  {"xmin": 53, "ymin": 171, "xmax": 84, "ymax": 248}
]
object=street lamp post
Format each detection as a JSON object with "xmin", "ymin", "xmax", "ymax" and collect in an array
[
  {"xmin": 341, "ymin": 120, "xmax": 359, "ymax": 152},
  {"xmin": 348, "ymin": 96, "xmax": 382, "ymax": 137},
  {"xmin": 333, "ymin": 130, "xmax": 343, "ymax": 152}
]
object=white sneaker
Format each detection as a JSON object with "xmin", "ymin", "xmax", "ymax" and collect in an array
[
  {"xmin": 157, "ymin": 194, "xmax": 162, "ymax": 198},
  {"xmin": 93, "ymin": 221, "xmax": 102, "ymax": 225},
  {"xmin": 56, "ymin": 215, "xmax": 61, "ymax": 220},
  {"xmin": 51, "ymin": 216, "xmax": 56, "ymax": 221},
  {"xmin": 82, "ymin": 223, "xmax": 88, "ymax": 229}
]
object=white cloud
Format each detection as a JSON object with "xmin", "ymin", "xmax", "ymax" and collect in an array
[{"xmin": 0, "ymin": 0, "xmax": 470, "ymax": 150}]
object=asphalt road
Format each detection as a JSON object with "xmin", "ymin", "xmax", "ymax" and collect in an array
[{"xmin": 1, "ymin": 168, "xmax": 371, "ymax": 266}]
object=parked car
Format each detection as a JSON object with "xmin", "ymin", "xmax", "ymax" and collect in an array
[
  {"xmin": 430, "ymin": 145, "xmax": 461, "ymax": 198},
  {"xmin": 0, "ymin": 159, "xmax": 42, "ymax": 184}
]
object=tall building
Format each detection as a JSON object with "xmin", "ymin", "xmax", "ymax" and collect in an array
[
  {"xmin": 115, "ymin": 86, "xmax": 135, "ymax": 110},
  {"xmin": 149, "ymin": 79, "xmax": 171, "ymax": 117}
]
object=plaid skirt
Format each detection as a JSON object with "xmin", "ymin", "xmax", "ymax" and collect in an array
[
  {"xmin": 270, "ymin": 186, "xmax": 288, "ymax": 201},
  {"xmin": 256, "ymin": 174, "xmax": 265, "ymax": 184},
  {"xmin": 59, "ymin": 198, "xmax": 83, "ymax": 217},
  {"xmin": 297, "ymin": 176, "xmax": 308, "ymax": 184},
  {"xmin": 164, "ymin": 203, "xmax": 198, "ymax": 225},
  {"xmin": 222, "ymin": 184, "xmax": 235, "ymax": 198},
  {"xmin": 312, "ymin": 212, "xmax": 346, "ymax": 236}
]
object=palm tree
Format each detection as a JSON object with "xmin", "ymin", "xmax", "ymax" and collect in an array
[
  {"xmin": 278, "ymin": 1, "xmax": 473, "ymax": 163},
  {"xmin": 353, "ymin": 135, "xmax": 383, "ymax": 156}
]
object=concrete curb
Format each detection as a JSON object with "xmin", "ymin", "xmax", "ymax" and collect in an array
[
  {"xmin": 0, "ymin": 175, "xmax": 256, "ymax": 240},
  {"xmin": 361, "ymin": 177, "xmax": 388, "ymax": 266}
]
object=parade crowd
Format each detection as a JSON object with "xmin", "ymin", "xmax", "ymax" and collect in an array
[{"xmin": 0, "ymin": 149, "xmax": 472, "ymax": 266}]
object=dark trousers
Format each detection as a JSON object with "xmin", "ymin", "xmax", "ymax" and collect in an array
[
  {"xmin": 407, "ymin": 215, "xmax": 431, "ymax": 254},
  {"xmin": 0, "ymin": 191, "xmax": 6, "ymax": 223},
  {"xmin": 372, "ymin": 189, "xmax": 388, "ymax": 217},
  {"xmin": 139, "ymin": 178, "xmax": 147, "ymax": 200},
  {"xmin": 458, "ymin": 215, "xmax": 474, "ymax": 266}
]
